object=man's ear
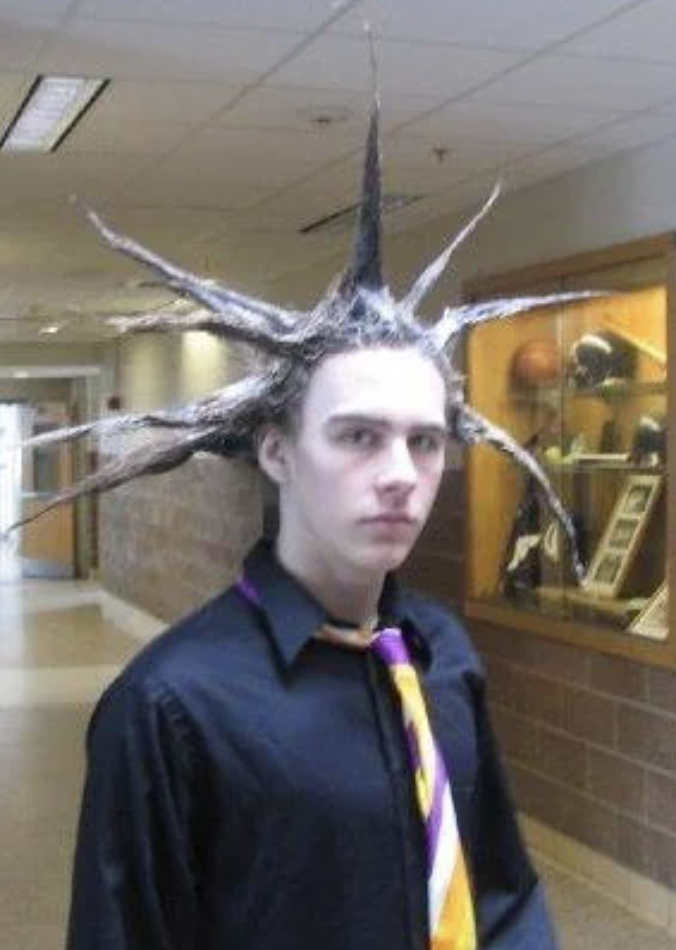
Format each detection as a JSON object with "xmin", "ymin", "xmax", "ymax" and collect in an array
[{"xmin": 257, "ymin": 426, "xmax": 291, "ymax": 486}]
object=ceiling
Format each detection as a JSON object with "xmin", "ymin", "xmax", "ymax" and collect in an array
[{"xmin": 2, "ymin": 0, "xmax": 676, "ymax": 343}]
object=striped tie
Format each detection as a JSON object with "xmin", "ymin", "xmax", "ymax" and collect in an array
[
  {"xmin": 372, "ymin": 628, "xmax": 477, "ymax": 950},
  {"xmin": 237, "ymin": 575, "xmax": 477, "ymax": 950}
]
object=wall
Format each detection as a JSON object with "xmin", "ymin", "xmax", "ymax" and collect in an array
[
  {"xmin": 0, "ymin": 379, "xmax": 72, "ymax": 402},
  {"xmin": 263, "ymin": 136, "xmax": 676, "ymax": 891},
  {"xmin": 100, "ymin": 332, "xmax": 261, "ymax": 622}
]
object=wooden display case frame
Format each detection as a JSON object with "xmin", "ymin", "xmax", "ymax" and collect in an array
[{"xmin": 464, "ymin": 234, "xmax": 676, "ymax": 667}]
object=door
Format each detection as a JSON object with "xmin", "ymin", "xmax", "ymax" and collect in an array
[{"xmin": 18, "ymin": 402, "xmax": 75, "ymax": 579}]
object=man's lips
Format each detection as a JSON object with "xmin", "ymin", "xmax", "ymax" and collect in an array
[{"xmin": 362, "ymin": 514, "xmax": 417, "ymax": 526}]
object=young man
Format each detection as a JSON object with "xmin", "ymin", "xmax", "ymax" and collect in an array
[
  {"xmin": 67, "ymin": 344, "xmax": 558, "ymax": 949},
  {"xmin": 49, "ymin": 102, "xmax": 576, "ymax": 949}
]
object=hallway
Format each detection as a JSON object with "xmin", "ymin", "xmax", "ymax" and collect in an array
[{"xmin": 1, "ymin": 577, "xmax": 675, "ymax": 949}]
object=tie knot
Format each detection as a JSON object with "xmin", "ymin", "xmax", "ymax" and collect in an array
[{"xmin": 371, "ymin": 627, "xmax": 411, "ymax": 667}]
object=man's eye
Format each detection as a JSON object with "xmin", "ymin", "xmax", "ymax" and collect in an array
[
  {"xmin": 340, "ymin": 428, "xmax": 378, "ymax": 448},
  {"xmin": 410, "ymin": 434, "xmax": 443, "ymax": 454}
]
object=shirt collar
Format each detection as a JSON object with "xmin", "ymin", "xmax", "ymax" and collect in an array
[{"xmin": 241, "ymin": 538, "xmax": 432, "ymax": 670}]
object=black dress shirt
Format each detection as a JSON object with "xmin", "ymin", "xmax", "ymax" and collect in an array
[{"xmin": 67, "ymin": 539, "xmax": 557, "ymax": 949}]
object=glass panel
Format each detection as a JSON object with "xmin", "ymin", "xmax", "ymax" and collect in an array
[{"xmin": 467, "ymin": 247, "xmax": 669, "ymax": 645}]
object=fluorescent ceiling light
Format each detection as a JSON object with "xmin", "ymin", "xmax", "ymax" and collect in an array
[
  {"xmin": 40, "ymin": 324, "xmax": 62, "ymax": 335},
  {"xmin": 1, "ymin": 75, "xmax": 109, "ymax": 153}
]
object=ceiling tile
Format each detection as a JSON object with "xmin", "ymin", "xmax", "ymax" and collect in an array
[
  {"xmin": 117, "ymin": 161, "xmax": 282, "ymax": 210},
  {"xmin": 267, "ymin": 33, "xmax": 525, "ymax": 97},
  {"xmin": 557, "ymin": 112, "xmax": 676, "ymax": 155},
  {"xmin": 473, "ymin": 53, "xmax": 676, "ymax": 111},
  {"xmin": 0, "ymin": 17, "xmax": 56, "ymax": 69},
  {"xmin": 216, "ymin": 85, "xmax": 446, "ymax": 135},
  {"xmin": 500, "ymin": 113, "xmax": 676, "ymax": 193},
  {"xmin": 76, "ymin": 0, "xmax": 357, "ymax": 32},
  {"xmin": 186, "ymin": 227, "xmax": 342, "ymax": 275},
  {"xmin": 63, "ymin": 119, "xmax": 195, "ymax": 155},
  {"xmin": 385, "ymin": 178, "xmax": 501, "ymax": 238},
  {"xmin": 563, "ymin": 0, "xmax": 676, "ymax": 64},
  {"xmin": 36, "ymin": 18, "xmax": 306, "ymax": 82},
  {"xmin": 100, "ymin": 206, "xmax": 234, "ymax": 241},
  {"xmin": 0, "ymin": 153, "xmax": 152, "ymax": 206},
  {"xmin": 385, "ymin": 133, "xmax": 539, "ymax": 185},
  {"xmin": 504, "ymin": 143, "xmax": 611, "ymax": 190},
  {"xmin": 183, "ymin": 124, "xmax": 361, "ymax": 165},
  {"xmin": 333, "ymin": 0, "xmax": 635, "ymax": 51},
  {"xmin": 0, "ymin": 0, "xmax": 73, "ymax": 16},
  {"xmin": 396, "ymin": 100, "xmax": 623, "ymax": 148},
  {"xmin": 243, "ymin": 162, "xmax": 366, "ymax": 231},
  {"xmin": 0, "ymin": 72, "xmax": 35, "ymax": 128},
  {"xmin": 87, "ymin": 79, "xmax": 245, "ymax": 126}
]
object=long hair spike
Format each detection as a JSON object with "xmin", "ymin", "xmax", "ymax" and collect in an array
[
  {"xmin": 86, "ymin": 209, "xmax": 298, "ymax": 330},
  {"xmin": 341, "ymin": 99, "xmax": 383, "ymax": 294},
  {"xmin": 403, "ymin": 181, "xmax": 502, "ymax": 316}
]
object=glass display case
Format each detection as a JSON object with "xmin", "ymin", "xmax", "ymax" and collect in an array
[{"xmin": 464, "ymin": 235, "xmax": 675, "ymax": 665}]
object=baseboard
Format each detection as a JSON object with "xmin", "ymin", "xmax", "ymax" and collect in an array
[
  {"xmin": 521, "ymin": 814, "xmax": 676, "ymax": 936},
  {"xmin": 99, "ymin": 590, "xmax": 166, "ymax": 643}
]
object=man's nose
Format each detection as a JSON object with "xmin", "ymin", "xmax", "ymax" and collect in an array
[{"xmin": 377, "ymin": 440, "xmax": 417, "ymax": 490}]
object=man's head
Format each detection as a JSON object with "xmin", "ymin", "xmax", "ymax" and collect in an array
[{"xmin": 257, "ymin": 345, "xmax": 447, "ymax": 579}]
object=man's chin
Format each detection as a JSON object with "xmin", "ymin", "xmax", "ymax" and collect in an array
[{"xmin": 356, "ymin": 541, "xmax": 413, "ymax": 574}]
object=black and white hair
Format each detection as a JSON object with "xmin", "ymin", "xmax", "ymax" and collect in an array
[{"xmin": 15, "ymin": 101, "xmax": 587, "ymax": 576}]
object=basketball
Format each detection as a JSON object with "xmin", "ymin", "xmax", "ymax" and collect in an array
[{"xmin": 511, "ymin": 339, "xmax": 559, "ymax": 385}]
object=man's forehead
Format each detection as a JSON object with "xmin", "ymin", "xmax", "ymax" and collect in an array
[
  {"xmin": 301, "ymin": 348, "xmax": 447, "ymax": 426},
  {"xmin": 309, "ymin": 347, "xmax": 445, "ymax": 394}
]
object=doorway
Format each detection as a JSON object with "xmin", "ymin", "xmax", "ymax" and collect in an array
[{"xmin": 18, "ymin": 401, "xmax": 76, "ymax": 579}]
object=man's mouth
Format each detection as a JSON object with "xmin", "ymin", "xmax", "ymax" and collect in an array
[{"xmin": 363, "ymin": 514, "xmax": 416, "ymax": 526}]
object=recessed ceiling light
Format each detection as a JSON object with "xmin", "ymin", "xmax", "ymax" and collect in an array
[
  {"xmin": 40, "ymin": 324, "xmax": 62, "ymax": 335},
  {"xmin": 1, "ymin": 75, "xmax": 109, "ymax": 153}
]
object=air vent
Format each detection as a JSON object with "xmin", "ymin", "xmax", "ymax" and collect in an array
[{"xmin": 300, "ymin": 193, "xmax": 423, "ymax": 236}]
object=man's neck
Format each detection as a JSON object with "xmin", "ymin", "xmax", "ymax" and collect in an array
[{"xmin": 274, "ymin": 537, "xmax": 384, "ymax": 628}]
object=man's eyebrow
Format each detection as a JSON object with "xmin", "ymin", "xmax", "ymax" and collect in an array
[{"xmin": 326, "ymin": 413, "xmax": 447, "ymax": 434}]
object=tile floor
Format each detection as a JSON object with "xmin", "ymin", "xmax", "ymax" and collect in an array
[{"xmin": 2, "ymin": 574, "xmax": 676, "ymax": 949}]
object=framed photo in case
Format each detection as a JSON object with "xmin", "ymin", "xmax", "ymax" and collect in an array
[
  {"xmin": 629, "ymin": 582, "xmax": 669, "ymax": 640},
  {"xmin": 582, "ymin": 473, "xmax": 663, "ymax": 598}
]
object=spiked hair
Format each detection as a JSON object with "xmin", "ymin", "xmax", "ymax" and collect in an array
[{"xmin": 16, "ymin": 100, "xmax": 588, "ymax": 577}]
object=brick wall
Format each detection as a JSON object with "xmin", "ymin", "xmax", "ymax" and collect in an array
[
  {"xmin": 406, "ymin": 468, "xmax": 676, "ymax": 892},
  {"xmin": 101, "ymin": 450, "xmax": 261, "ymax": 624}
]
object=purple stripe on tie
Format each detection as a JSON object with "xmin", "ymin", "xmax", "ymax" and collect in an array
[
  {"xmin": 405, "ymin": 720, "xmax": 422, "ymax": 771},
  {"xmin": 372, "ymin": 628, "xmax": 410, "ymax": 666},
  {"xmin": 426, "ymin": 744, "xmax": 449, "ymax": 869},
  {"xmin": 236, "ymin": 577, "xmax": 262, "ymax": 608}
]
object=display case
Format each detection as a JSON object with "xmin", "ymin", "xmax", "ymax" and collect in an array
[{"xmin": 464, "ymin": 235, "xmax": 675, "ymax": 665}]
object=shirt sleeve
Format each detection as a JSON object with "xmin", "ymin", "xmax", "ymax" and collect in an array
[
  {"xmin": 469, "ymin": 673, "xmax": 559, "ymax": 949},
  {"xmin": 67, "ymin": 677, "xmax": 201, "ymax": 950}
]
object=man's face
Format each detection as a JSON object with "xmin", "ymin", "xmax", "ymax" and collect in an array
[{"xmin": 268, "ymin": 346, "xmax": 448, "ymax": 577}]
